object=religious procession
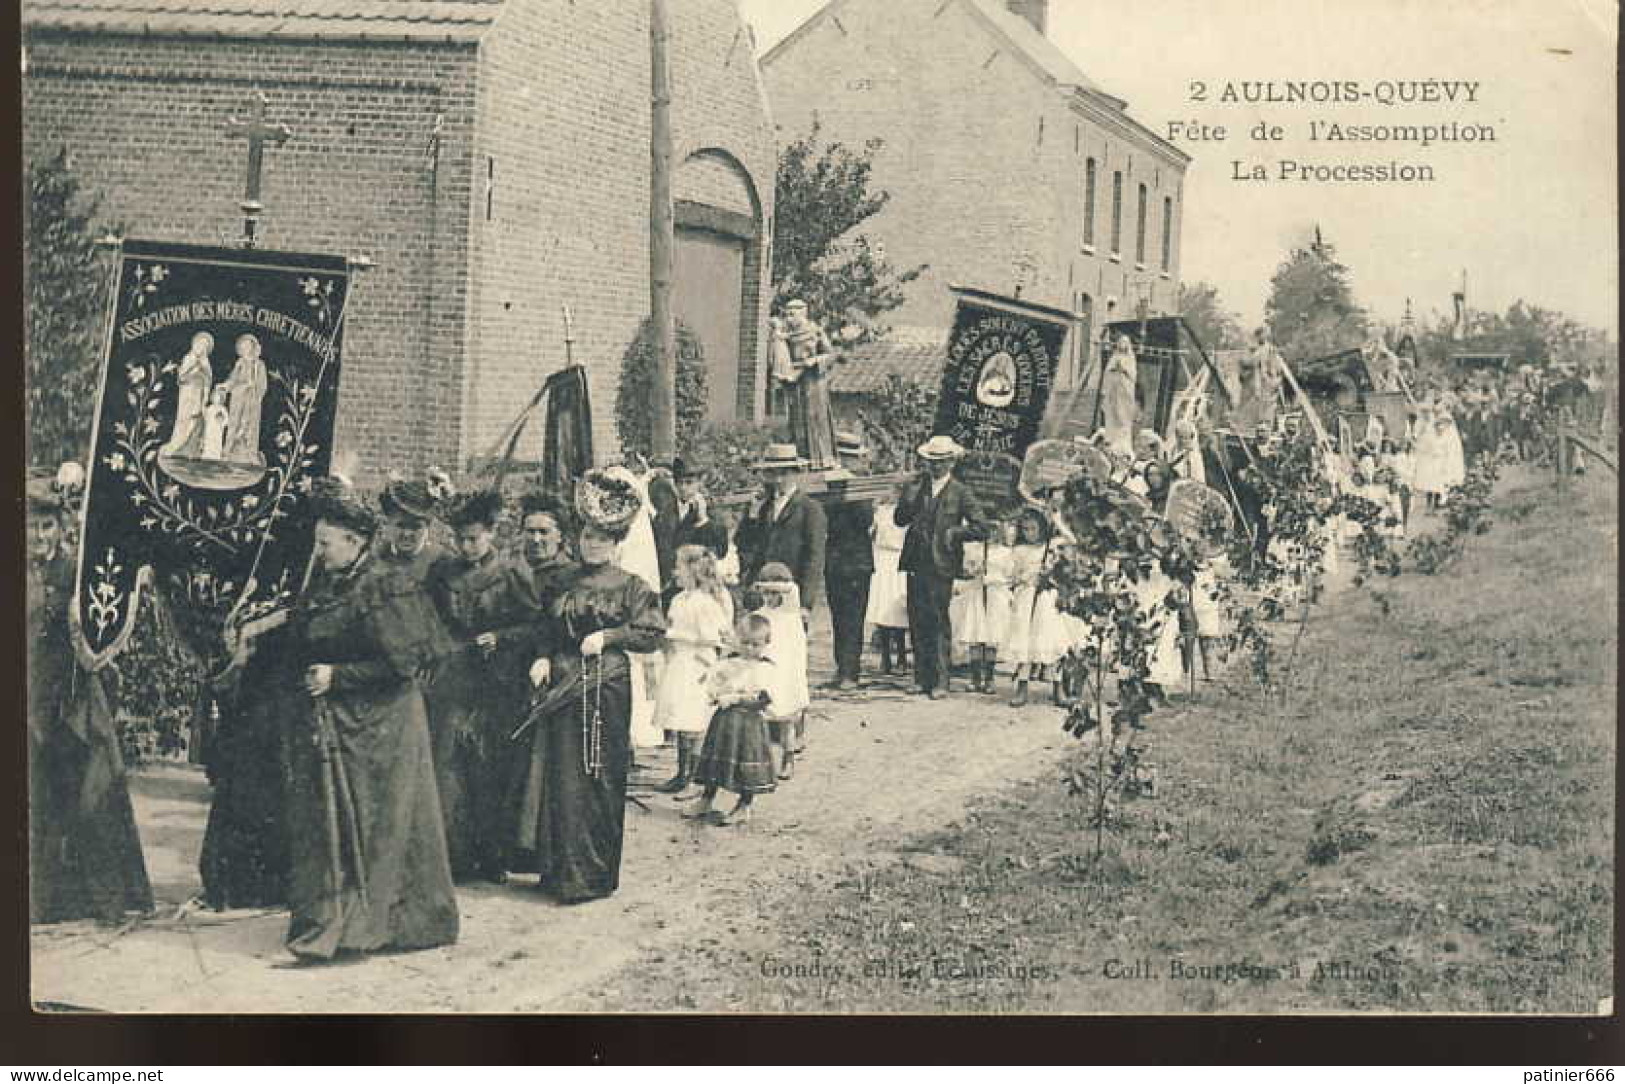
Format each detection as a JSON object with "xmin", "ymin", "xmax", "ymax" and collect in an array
[{"xmin": 22, "ymin": 0, "xmax": 1616, "ymax": 1021}]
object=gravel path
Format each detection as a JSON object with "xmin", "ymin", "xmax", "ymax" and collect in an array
[{"xmin": 30, "ymin": 616, "xmax": 1070, "ymax": 1013}]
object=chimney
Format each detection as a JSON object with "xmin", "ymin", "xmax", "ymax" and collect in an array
[{"xmin": 1005, "ymin": 0, "xmax": 1048, "ymax": 35}]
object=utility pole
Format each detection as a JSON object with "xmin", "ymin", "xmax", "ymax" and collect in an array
[{"xmin": 648, "ymin": 0, "xmax": 677, "ymax": 461}]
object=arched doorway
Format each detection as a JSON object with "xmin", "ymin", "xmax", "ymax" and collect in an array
[{"xmin": 673, "ymin": 149, "xmax": 765, "ymax": 423}]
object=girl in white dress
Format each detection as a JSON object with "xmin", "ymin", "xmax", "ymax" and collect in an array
[
  {"xmin": 1432, "ymin": 412, "xmax": 1467, "ymax": 500},
  {"xmin": 865, "ymin": 495, "xmax": 910, "ymax": 674},
  {"xmin": 953, "ymin": 520, "xmax": 1017, "ymax": 694},
  {"xmin": 1384, "ymin": 439, "xmax": 1416, "ymax": 535},
  {"xmin": 1412, "ymin": 405, "xmax": 1450, "ymax": 510},
  {"xmin": 1190, "ymin": 555, "xmax": 1228, "ymax": 679},
  {"xmin": 654, "ymin": 545, "xmax": 735, "ymax": 793},
  {"xmin": 1139, "ymin": 557, "xmax": 1186, "ymax": 699},
  {"xmin": 752, "ymin": 563, "xmax": 809, "ymax": 780},
  {"xmin": 1002, "ymin": 508, "xmax": 1067, "ymax": 707}
]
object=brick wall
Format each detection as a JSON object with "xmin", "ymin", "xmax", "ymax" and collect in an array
[
  {"xmin": 467, "ymin": 0, "xmax": 776, "ymax": 466},
  {"xmin": 22, "ymin": 31, "xmax": 479, "ymax": 483},
  {"xmin": 762, "ymin": 0, "xmax": 1186, "ymax": 368}
]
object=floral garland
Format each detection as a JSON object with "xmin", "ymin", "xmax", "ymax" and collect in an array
[{"xmin": 103, "ymin": 361, "xmax": 324, "ymax": 553}]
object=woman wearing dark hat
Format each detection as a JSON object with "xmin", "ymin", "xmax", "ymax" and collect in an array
[
  {"xmin": 28, "ymin": 472, "xmax": 155, "ymax": 923},
  {"xmin": 519, "ymin": 469, "xmax": 666, "ymax": 903},
  {"xmin": 423, "ymin": 489, "xmax": 540, "ymax": 883},
  {"xmin": 377, "ymin": 477, "xmax": 450, "ymax": 585},
  {"xmin": 281, "ymin": 479, "xmax": 459, "ymax": 961}
]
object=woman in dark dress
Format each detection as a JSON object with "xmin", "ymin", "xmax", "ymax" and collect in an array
[
  {"xmin": 198, "ymin": 618, "xmax": 294, "ymax": 910},
  {"xmin": 28, "ymin": 476, "xmax": 154, "ymax": 923},
  {"xmin": 280, "ymin": 481, "xmax": 459, "ymax": 961},
  {"xmin": 423, "ymin": 489, "xmax": 539, "ymax": 882},
  {"xmin": 510, "ymin": 492, "xmax": 578, "ymax": 871},
  {"xmin": 520, "ymin": 471, "xmax": 666, "ymax": 903}
]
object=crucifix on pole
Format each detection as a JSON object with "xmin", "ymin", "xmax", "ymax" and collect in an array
[{"xmin": 226, "ymin": 91, "xmax": 292, "ymax": 249}]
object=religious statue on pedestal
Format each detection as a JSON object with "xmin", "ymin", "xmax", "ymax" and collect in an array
[
  {"xmin": 772, "ymin": 299, "xmax": 840, "ymax": 472},
  {"xmin": 1236, "ymin": 326, "xmax": 1284, "ymax": 430},
  {"xmin": 1098, "ymin": 334, "xmax": 1139, "ymax": 457}
]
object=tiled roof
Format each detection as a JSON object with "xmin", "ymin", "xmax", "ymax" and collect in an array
[
  {"xmin": 829, "ymin": 325, "xmax": 951, "ymax": 396},
  {"xmin": 21, "ymin": 0, "xmax": 503, "ymax": 41},
  {"xmin": 765, "ymin": 0, "xmax": 1117, "ymax": 105},
  {"xmin": 965, "ymin": 0, "xmax": 1110, "ymax": 99}
]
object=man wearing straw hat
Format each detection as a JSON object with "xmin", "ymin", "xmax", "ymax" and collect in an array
[
  {"xmin": 895, "ymin": 434, "xmax": 979, "ymax": 699},
  {"xmin": 735, "ymin": 442, "xmax": 827, "ymax": 622}
]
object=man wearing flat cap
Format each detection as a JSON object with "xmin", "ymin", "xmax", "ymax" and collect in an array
[{"xmin": 895, "ymin": 435, "xmax": 979, "ymax": 699}]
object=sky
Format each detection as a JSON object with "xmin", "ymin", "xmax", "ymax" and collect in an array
[{"xmin": 738, "ymin": 0, "xmax": 1619, "ymax": 337}]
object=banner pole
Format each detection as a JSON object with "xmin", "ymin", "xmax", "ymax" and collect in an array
[{"xmin": 71, "ymin": 235, "xmax": 133, "ymax": 667}]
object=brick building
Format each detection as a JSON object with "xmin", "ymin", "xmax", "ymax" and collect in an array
[
  {"xmin": 22, "ymin": 0, "xmax": 776, "ymax": 479},
  {"xmin": 763, "ymin": 0, "xmax": 1188, "ymax": 392}
]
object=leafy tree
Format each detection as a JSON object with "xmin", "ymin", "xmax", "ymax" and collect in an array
[
  {"xmin": 1263, "ymin": 229, "xmax": 1368, "ymax": 363},
  {"xmin": 1177, "ymin": 280, "xmax": 1246, "ymax": 352},
  {"xmin": 615, "ymin": 316, "xmax": 707, "ymax": 463},
  {"xmin": 26, "ymin": 149, "xmax": 119, "ymax": 472},
  {"xmin": 853, "ymin": 373, "xmax": 935, "ymax": 473},
  {"xmin": 772, "ymin": 121, "xmax": 926, "ymax": 338},
  {"xmin": 1409, "ymin": 300, "xmax": 1609, "ymax": 390}
]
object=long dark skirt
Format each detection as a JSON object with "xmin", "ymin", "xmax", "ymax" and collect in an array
[
  {"xmin": 283, "ymin": 681, "xmax": 458, "ymax": 959},
  {"xmin": 423, "ymin": 652, "xmax": 523, "ymax": 881},
  {"xmin": 528, "ymin": 658, "xmax": 632, "ymax": 903},
  {"xmin": 29, "ymin": 674, "xmax": 153, "ymax": 924},
  {"xmin": 695, "ymin": 705, "xmax": 776, "ymax": 796},
  {"xmin": 199, "ymin": 690, "xmax": 291, "ymax": 910}
]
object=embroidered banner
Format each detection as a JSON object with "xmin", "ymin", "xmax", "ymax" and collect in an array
[
  {"xmin": 933, "ymin": 287, "xmax": 1070, "ymax": 459},
  {"xmin": 75, "ymin": 240, "xmax": 350, "ymax": 666},
  {"xmin": 953, "ymin": 449, "xmax": 1025, "ymax": 521}
]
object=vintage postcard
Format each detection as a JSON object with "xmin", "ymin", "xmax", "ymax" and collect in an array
[{"xmin": 21, "ymin": 0, "xmax": 1616, "ymax": 1016}]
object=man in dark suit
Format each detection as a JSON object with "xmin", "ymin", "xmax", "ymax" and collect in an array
[
  {"xmin": 822, "ymin": 432, "xmax": 875, "ymax": 690},
  {"xmin": 658, "ymin": 458, "xmax": 728, "ymax": 605},
  {"xmin": 735, "ymin": 443, "xmax": 827, "ymax": 620},
  {"xmin": 895, "ymin": 434, "xmax": 978, "ymax": 699},
  {"xmin": 644, "ymin": 458, "xmax": 681, "ymax": 593},
  {"xmin": 671, "ymin": 459, "xmax": 728, "ymax": 559}
]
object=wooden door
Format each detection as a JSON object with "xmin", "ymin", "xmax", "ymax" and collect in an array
[{"xmin": 674, "ymin": 226, "xmax": 745, "ymax": 423}]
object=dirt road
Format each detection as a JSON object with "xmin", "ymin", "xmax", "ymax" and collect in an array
[{"xmin": 30, "ymin": 623, "xmax": 1070, "ymax": 1013}]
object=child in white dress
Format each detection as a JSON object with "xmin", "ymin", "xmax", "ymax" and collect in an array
[
  {"xmin": 1383, "ymin": 439, "xmax": 1414, "ymax": 536},
  {"xmin": 1140, "ymin": 557, "xmax": 1186, "ymax": 700},
  {"xmin": 866, "ymin": 495, "xmax": 910, "ymax": 674},
  {"xmin": 1189, "ymin": 555, "xmax": 1228, "ymax": 679},
  {"xmin": 953, "ymin": 521, "xmax": 1017, "ymax": 694},
  {"xmin": 687, "ymin": 613, "xmax": 777, "ymax": 827},
  {"xmin": 654, "ymin": 545, "xmax": 734, "ymax": 794},
  {"xmin": 1002, "ymin": 508, "xmax": 1067, "ymax": 706},
  {"xmin": 752, "ymin": 563, "xmax": 809, "ymax": 781}
]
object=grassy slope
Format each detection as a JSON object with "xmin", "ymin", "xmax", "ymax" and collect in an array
[{"xmin": 595, "ymin": 470, "xmax": 1615, "ymax": 1014}]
